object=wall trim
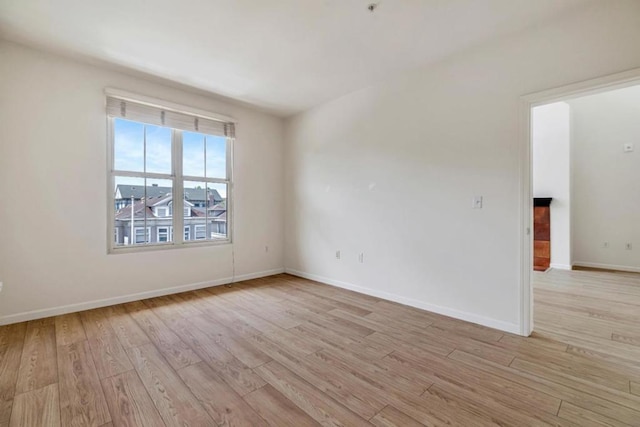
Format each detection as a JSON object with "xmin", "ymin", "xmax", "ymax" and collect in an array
[
  {"xmin": 285, "ymin": 268, "xmax": 521, "ymax": 335},
  {"xmin": 550, "ymin": 263, "xmax": 572, "ymax": 271},
  {"xmin": 572, "ymin": 262, "xmax": 640, "ymax": 273},
  {"xmin": 0, "ymin": 268, "xmax": 284, "ymax": 326}
]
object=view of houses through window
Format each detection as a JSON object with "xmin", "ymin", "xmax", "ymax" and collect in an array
[{"xmin": 111, "ymin": 117, "xmax": 230, "ymax": 248}]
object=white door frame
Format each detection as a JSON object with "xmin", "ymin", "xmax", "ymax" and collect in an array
[{"xmin": 519, "ymin": 67, "xmax": 640, "ymax": 336}]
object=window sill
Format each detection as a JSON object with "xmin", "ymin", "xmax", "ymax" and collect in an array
[{"xmin": 108, "ymin": 239, "xmax": 232, "ymax": 255}]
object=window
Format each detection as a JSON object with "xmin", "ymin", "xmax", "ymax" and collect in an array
[
  {"xmin": 134, "ymin": 227, "xmax": 151, "ymax": 244},
  {"xmin": 157, "ymin": 227, "xmax": 170, "ymax": 243},
  {"xmin": 194, "ymin": 224, "xmax": 206, "ymax": 240},
  {"xmin": 156, "ymin": 207, "xmax": 168, "ymax": 217},
  {"xmin": 108, "ymin": 94, "xmax": 233, "ymax": 252}
]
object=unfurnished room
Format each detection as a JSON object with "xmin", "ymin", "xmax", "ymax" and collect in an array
[{"xmin": 1, "ymin": 1, "xmax": 640, "ymax": 426}]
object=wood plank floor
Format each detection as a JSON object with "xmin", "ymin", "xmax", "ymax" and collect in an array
[{"xmin": 1, "ymin": 271, "xmax": 640, "ymax": 426}]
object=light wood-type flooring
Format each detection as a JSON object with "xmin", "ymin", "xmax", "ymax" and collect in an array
[{"xmin": 1, "ymin": 270, "xmax": 640, "ymax": 426}]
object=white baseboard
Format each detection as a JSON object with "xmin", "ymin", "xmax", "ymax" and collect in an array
[
  {"xmin": 572, "ymin": 261, "xmax": 640, "ymax": 273},
  {"xmin": 233, "ymin": 268, "xmax": 286, "ymax": 282},
  {"xmin": 0, "ymin": 268, "xmax": 284, "ymax": 326},
  {"xmin": 285, "ymin": 268, "xmax": 521, "ymax": 335},
  {"xmin": 550, "ymin": 263, "xmax": 572, "ymax": 271}
]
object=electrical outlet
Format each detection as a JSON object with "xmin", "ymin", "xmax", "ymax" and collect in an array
[
  {"xmin": 626, "ymin": 243, "xmax": 633, "ymax": 250},
  {"xmin": 358, "ymin": 253, "xmax": 364, "ymax": 263},
  {"xmin": 472, "ymin": 196, "xmax": 483, "ymax": 209},
  {"xmin": 603, "ymin": 242, "xmax": 609, "ymax": 248},
  {"xmin": 265, "ymin": 245, "xmax": 269, "ymax": 253},
  {"xmin": 624, "ymin": 143, "xmax": 634, "ymax": 152},
  {"xmin": 335, "ymin": 250, "xmax": 341, "ymax": 260}
]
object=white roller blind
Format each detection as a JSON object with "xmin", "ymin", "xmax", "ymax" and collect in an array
[{"xmin": 106, "ymin": 96, "xmax": 235, "ymax": 138}]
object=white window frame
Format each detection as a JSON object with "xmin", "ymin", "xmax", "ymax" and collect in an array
[
  {"xmin": 194, "ymin": 224, "xmax": 206, "ymax": 240},
  {"xmin": 184, "ymin": 226, "xmax": 190, "ymax": 241},
  {"xmin": 134, "ymin": 227, "xmax": 151, "ymax": 244},
  {"xmin": 157, "ymin": 227, "xmax": 170, "ymax": 243},
  {"xmin": 107, "ymin": 90, "xmax": 234, "ymax": 254},
  {"xmin": 156, "ymin": 207, "xmax": 168, "ymax": 217}
]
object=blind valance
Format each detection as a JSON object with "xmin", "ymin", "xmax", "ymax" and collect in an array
[{"xmin": 106, "ymin": 96, "xmax": 235, "ymax": 138}]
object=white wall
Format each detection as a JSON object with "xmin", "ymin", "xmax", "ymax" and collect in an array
[
  {"xmin": 532, "ymin": 102, "xmax": 571, "ymax": 270},
  {"xmin": 0, "ymin": 41, "xmax": 285, "ymax": 323},
  {"xmin": 569, "ymin": 85, "xmax": 640, "ymax": 272},
  {"xmin": 284, "ymin": 0, "xmax": 640, "ymax": 333}
]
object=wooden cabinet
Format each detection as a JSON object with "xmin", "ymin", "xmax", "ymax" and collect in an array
[{"xmin": 533, "ymin": 198, "xmax": 552, "ymax": 271}]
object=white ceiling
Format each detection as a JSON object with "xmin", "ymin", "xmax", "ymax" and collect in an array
[{"xmin": 0, "ymin": 0, "xmax": 589, "ymax": 116}]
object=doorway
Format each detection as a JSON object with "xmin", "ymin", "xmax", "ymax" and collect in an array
[{"xmin": 519, "ymin": 68, "xmax": 640, "ymax": 336}]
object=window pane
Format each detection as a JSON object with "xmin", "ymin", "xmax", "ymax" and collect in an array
[
  {"xmin": 184, "ymin": 180, "xmax": 205, "ymax": 242},
  {"xmin": 206, "ymin": 135, "xmax": 226, "ymax": 179},
  {"xmin": 146, "ymin": 178, "xmax": 173, "ymax": 244},
  {"xmin": 183, "ymin": 181, "xmax": 227, "ymax": 241},
  {"xmin": 207, "ymin": 182, "xmax": 227, "ymax": 240},
  {"xmin": 114, "ymin": 176, "xmax": 145, "ymax": 246},
  {"xmin": 183, "ymin": 181, "xmax": 207, "ymax": 212},
  {"xmin": 114, "ymin": 119, "xmax": 144, "ymax": 172},
  {"xmin": 145, "ymin": 125, "xmax": 172, "ymax": 174},
  {"xmin": 183, "ymin": 131, "xmax": 205, "ymax": 177}
]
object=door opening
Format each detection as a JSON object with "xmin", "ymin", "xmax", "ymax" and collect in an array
[{"xmin": 519, "ymin": 68, "xmax": 640, "ymax": 336}]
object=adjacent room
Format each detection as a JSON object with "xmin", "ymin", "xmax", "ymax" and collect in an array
[
  {"xmin": 1, "ymin": 0, "xmax": 639, "ymax": 426},
  {"xmin": 530, "ymin": 85, "xmax": 640, "ymax": 419}
]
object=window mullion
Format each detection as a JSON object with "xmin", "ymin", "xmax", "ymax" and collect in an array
[
  {"xmin": 112, "ymin": 170, "xmax": 173, "ymax": 180},
  {"xmin": 182, "ymin": 175, "xmax": 228, "ymax": 184},
  {"xmin": 143, "ymin": 125, "xmax": 147, "ymax": 244},
  {"xmin": 204, "ymin": 135, "xmax": 208, "ymax": 240},
  {"xmin": 173, "ymin": 129, "xmax": 184, "ymax": 244}
]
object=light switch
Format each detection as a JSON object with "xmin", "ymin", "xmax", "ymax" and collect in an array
[{"xmin": 624, "ymin": 143, "xmax": 634, "ymax": 152}]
